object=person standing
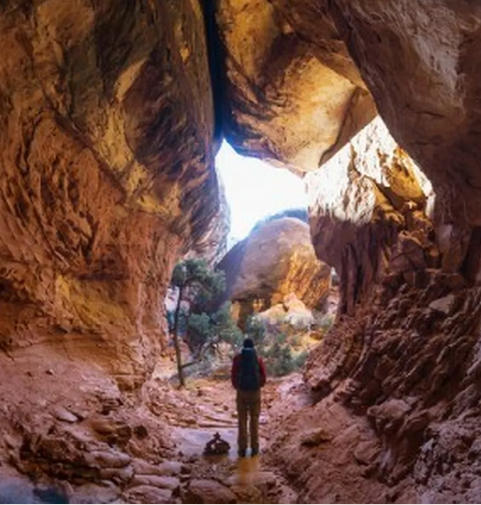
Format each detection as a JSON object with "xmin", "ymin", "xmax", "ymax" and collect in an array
[{"xmin": 231, "ymin": 338, "xmax": 266, "ymax": 457}]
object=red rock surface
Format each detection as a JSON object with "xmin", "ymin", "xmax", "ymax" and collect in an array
[
  {"xmin": 307, "ymin": 116, "xmax": 436, "ymax": 315},
  {"xmin": 326, "ymin": 1, "xmax": 481, "ymax": 232},
  {"xmin": 216, "ymin": 0, "xmax": 376, "ymax": 172},
  {"xmin": 0, "ymin": 0, "xmax": 222, "ymax": 387},
  {"xmin": 0, "ymin": 348, "xmax": 298, "ymax": 504},
  {"xmin": 3, "ymin": 1, "xmax": 481, "ymax": 503},
  {"xmin": 217, "ymin": 217, "xmax": 331, "ymax": 324}
]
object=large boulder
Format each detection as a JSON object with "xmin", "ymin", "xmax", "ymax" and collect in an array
[
  {"xmin": 217, "ymin": 217, "xmax": 331, "ymax": 324},
  {"xmin": 0, "ymin": 0, "xmax": 221, "ymax": 386}
]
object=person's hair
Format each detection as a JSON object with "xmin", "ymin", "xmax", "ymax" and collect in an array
[{"xmin": 243, "ymin": 338, "xmax": 254, "ymax": 348}]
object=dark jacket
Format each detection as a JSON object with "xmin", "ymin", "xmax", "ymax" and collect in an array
[{"xmin": 231, "ymin": 350, "xmax": 266, "ymax": 389}]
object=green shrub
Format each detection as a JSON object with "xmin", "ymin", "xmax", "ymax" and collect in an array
[
  {"xmin": 214, "ymin": 303, "xmax": 244, "ymax": 347},
  {"xmin": 187, "ymin": 312, "xmax": 212, "ymax": 352},
  {"xmin": 294, "ymin": 350, "xmax": 308, "ymax": 368},
  {"xmin": 243, "ymin": 317, "xmax": 309, "ymax": 377},
  {"xmin": 265, "ymin": 343, "xmax": 296, "ymax": 376},
  {"xmin": 290, "ymin": 334, "xmax": 302, "ymax": 347},
  {"xmin": 319, "ymin": 314, "xmax": 335, "ymax": 333},
  {"xmin": 245, "ymin": 316, "xmax": 267, "ymax": 349}
]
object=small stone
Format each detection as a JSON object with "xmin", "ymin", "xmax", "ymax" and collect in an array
[
  {"xmin": 429, "ymin": 294, "xmax": 456, "ymax": 315},
  {"xmin": 186, "ymin": 479, "xmax": 237, "ymax": 504},
  {"xmin": 85, "ymin": 450, "xmax": 131, "ymax": 468},
  {"xmin": 252, "ymin": 471, "xmax": 278, "ymax": 491},
  {"xmin": 131, "ymin": 475, "xmax": 180, "ymax": 490},
  {"xmin": 3, "ymin": 433, "xmax": 17, "ymax": 450},
  {"xmin": 99, "ymin": 465, "xmax": 134, "ymax": 484},
  {"xmin": 67, "ymin": 406, "xmax": 88, "ymax": 421},
  {"xmin": 46, "ymin": 369, "xmax": 54, "ymax": 376},
  {"xmin": 300, "ymin": 428, "xmax": 332, "ymax": 447},
  {"xmin": 125, "ymin": 485, "xmax": 173, "ymax": 504},
  {"xmin": 52, "ymin": 406, "xmax": 79, "ymax": 423},
  {"xmin": 68, "ymin": 482, "xmax": 120, "ymax": 504},
  {"xmin": 133, "ymin": 459, "xmax": 182, "ymax": 477}
]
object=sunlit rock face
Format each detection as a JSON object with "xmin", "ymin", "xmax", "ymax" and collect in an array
[
  {"xmin": 217, "ymin": 217, "xmax": 331, "ymax": 325},
  {"xmin": 325, "ymin": 0, "xmax": 481, "ymax": 268},
  {"xmin": 216, "ymin": 0, "xmax": 377, "ymax": 173},
  {"xmin": 307, "ymin": 117, "xmax": 437, "ymax": 315},
  {"xmin": 260, "ymin": 114, "xmax": 481, "ymax": 503},
  {"xmin": 0, "ymin": 0, "xmax": 220, "ymax": 387}
]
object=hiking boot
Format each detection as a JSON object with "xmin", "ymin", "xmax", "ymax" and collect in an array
[
  {"xmin": 251, "ymin": 448, "xmax": 259, "ymax": 457},
  {"xmin": 238, "ymin": 449, "xmax": 246, "ymax": 458}
]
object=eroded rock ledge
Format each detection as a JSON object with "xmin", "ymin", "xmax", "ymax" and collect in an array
[
  {"xmin": 216, "ymin": 0, "xmax": 377, "ymax": 173},
  {"xmin": 307, "ymin": 116, "xmax": 436, "ymax": 315}
]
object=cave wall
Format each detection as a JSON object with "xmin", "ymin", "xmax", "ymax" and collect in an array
[
  {"xmin": 288, "ymin": 3, "xmax": 481, "ymax": 499},
  {"xmin": 307, "ymin": 117, "xmax": 437, "ymax": 315},
  {"xmin": 213, "ymin": 1, "xmax": 481, "ymax": 499},
  {"xmin": 0, "ymin": 0, "xmax": 220, "ymax": 387},
  {"xmin": 324, "ymin": 0, "xmax": 481, "ymax": 273},
  {"xmin": 216, "ymin": 0, "xmax": 481, "ymax": 277},
  {"xmin": 1, "ymin": 0, "xmax": 481, "ymax": 499}
]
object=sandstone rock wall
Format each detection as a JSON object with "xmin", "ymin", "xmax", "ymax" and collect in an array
[
  {"xmin": 307, "ymin": 117, "xmax": 437, "ymax": 315},
  {"xmin": 217, "ymin": 217, "xmax": 331, "ymax": 325},
  {"xmin": 268, "ymin": 4, "xmax": 481, "ymax": 499},
  {"xmin": 215, "ymin": 0, "xmax": 377, "ymax": 173},
  {"xmin": 0, "ymin": 0, "xmax": 220, "ymax": 387},
  {"xmin": 324, "ymin": 0, "xmax": 481, "ymax": 272},
  {"xmin": 184, "ymin": 170, "xmax": 230, "ymax": 266}
]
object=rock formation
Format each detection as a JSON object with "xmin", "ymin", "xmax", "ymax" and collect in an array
[
  {"xmin": 0, "ymin": 0, "xmax": 222, "ymax": 387},
  {"xmin": 258, "ymin": 116, "xmax": 481, "ymax": 502},
  {"xmin": 216, "ymin": 0, "xmax": 377, "ymax": 172},
  {"xmin": 186, "ymin": 174, "xmax": 230, "ymax": 266},
  {"xmin": 307, "ymin": 116, "xmax": 437, "ymax": 315},
  {"xmin": 3, "ymin": 0, "xmax": 481, "ymax": 503},
  {"xmin": 325, "ymin": 1, "xmax": 481, "ymax": 238},
  {"xmin": 217, "ymin": 217, "xmax": 331, "ymax": 325}
]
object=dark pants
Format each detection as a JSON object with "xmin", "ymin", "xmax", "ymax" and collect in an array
[{"xmin": 236, "ymin": 389, "xmax": 261, "ymax": 452}]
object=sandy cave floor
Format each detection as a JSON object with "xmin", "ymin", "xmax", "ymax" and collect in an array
[{"xmin": 0, "ymin": 346, "xmax": 408, "ymax": 504}]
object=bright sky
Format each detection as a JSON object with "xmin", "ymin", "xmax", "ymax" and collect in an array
[{"xmin": 216, "ymin": 142, "xmax": 307, "ymax": 245}]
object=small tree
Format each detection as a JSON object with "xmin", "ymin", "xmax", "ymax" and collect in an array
[
  {"xmin": 186, "ymin": 302, "xmax": 243, "ymax": 363},
  {"xmin": 170, "ymin": 259, "xmax": 226, "ymax": 387},
  {"xmin": 214, "ymin": 302, "xmax": 244, "ymax": 348}
]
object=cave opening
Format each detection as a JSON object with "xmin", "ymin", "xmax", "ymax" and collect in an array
[
  {"xmin": 215, "ymin": 141, "xmax": 308, "ymax": 249},
  {"xmin": 164, "ymin": 138, "xmax": 337, "ymax": 391}
]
